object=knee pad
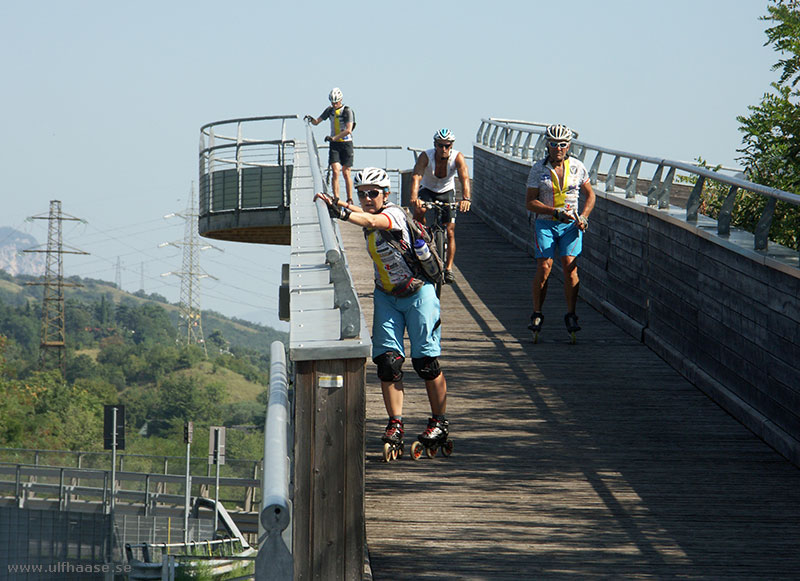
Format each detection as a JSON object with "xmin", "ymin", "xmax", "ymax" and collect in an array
[
  {"xmin": 412, "ymin": 356, "xmax": 441, "ymax": 380},
  {"xmin": 373, "ymin": 351, "xmax": 404, "ymax": 382}
]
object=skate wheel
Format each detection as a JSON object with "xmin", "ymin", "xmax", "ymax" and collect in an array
[
  {"xmin": 441, "ymin": 439, "xmax": 454, "ymax": 457},
  {"xmin": 382, "ymin": 442, "xmax": 393, "ymax": 462},
  {"xmin": 426, "ymin": 445, "xmax": 437, "ymax": 459},
  {"xmin": 569, "ymin": 332, "xmax": 577, "ymax": 345},
  {"xmin": 532, "ymin": 331, "xmax": 539, "ymax": 344},
  {"xmin": 390, "ymin": 445, "xmax": 399, "ymax": 461},
  {"xmin": 397, "ymin": 444, "xmax": 404, "ymax": 459},
  {"xmin": 410, "ymin": 441, "xmax": 424, "ymax": 461}
]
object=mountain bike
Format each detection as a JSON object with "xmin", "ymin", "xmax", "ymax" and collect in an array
[{"xmin": 421, "ymin": 199, "xmax": 459, "ymax": 297}]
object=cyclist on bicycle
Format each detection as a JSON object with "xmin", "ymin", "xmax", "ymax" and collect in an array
[
  {"xmin": 409, "ymin": 128, "xmax": 471, "ymax": 285},
  {"xmin": 525, "ymin": 124, "xmax": 595, "ymax": 337},
  {"xmin": 314, "ymin": 168, "xmax": 450, "ymax": 452},
  {"xmin": 305, "ymin": 87, "xmax": 355, "ymax": 204}
]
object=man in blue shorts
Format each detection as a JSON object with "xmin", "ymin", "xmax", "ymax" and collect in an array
[
  {"xmin": 525, "ymin": 124, "xmax": 596, "ymax": 337},
  {"xmin": 305, "ymin": 87, "xmax": 355, "ymax": 204},
  {"xmin": 315, "ymin": 167, "xmax": 450, "ymax": 453}
]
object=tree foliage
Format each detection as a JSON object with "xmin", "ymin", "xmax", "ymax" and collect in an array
[
  {"xmin": 699, "ymin": 0, "xmax": 800, "ymax": 250},
  {"xmin": 0, "ymin": 276, "xmax": 285, "ymax": 461}
]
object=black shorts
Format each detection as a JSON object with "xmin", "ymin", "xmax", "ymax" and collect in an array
[
  {"xmin": 419, "ymin": 188, "xmax": 456, "ymax": 224},
  {"xmin": 328, "ymin": 140, "xmax": 354, "ymax": 167}
]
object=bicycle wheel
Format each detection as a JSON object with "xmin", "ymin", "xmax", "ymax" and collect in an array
[{"xmin": 433, "ymin": 227, "xmax": 446, "ymax": 297}]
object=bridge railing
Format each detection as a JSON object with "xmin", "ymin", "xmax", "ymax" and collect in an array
[
  {"xmin": 476, "ymin": 117, "xmax": 800, "ymax": 255},
  {"xmin": 283, "ymin": 121, "xmax": 371, "ymax": 580},
  {"xmin": 256, "ymin": 340, "xmax": 292, "ymax": 580}
]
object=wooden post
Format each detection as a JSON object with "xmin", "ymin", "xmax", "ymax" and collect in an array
[{"xmin": 293, "ymin": 357, "xmax": 366, "ymax": 580}]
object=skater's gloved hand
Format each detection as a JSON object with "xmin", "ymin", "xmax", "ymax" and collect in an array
[
  {"xmin": 552, "ymin": 208, "xmax": 574, "ymax": 223},
  {"xmin": 303, "ymin": 115, "xmax": 314, "ymax": 123},
  {"xmin": 577, "ymin": 215, "xmax": 589, "ymax": 231},
  {"xmin": 324, "ymin": 135, "xmax": 332, "ymax": 143},
  {"xmin": 314, "ymin": 192, "xmax": 351, "ymax": 221}
]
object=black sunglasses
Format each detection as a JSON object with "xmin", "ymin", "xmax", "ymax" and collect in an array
[
  {"xmin": 435, "ymin": 142, "xmax": 453, "ymax": 149},
  {"xmin": 357, "ymin": 189, "xmax": 383, "ymax": 199}
]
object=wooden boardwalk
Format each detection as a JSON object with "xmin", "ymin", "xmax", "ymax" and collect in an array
[{"xmin": 340, "ymin": 212, "xmax": 800, "ymax": 580}]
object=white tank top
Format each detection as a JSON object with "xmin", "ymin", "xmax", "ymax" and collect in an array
[{"xmin": 420, "ymin": 148, "xmax": 459, "ymax": 193}]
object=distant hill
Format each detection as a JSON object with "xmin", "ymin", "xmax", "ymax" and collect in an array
[
  {"xmin": 0, "ymin": 268, "xmax": 286, "ymax": 355},
  {"xmin": 0, "ymin": 227, "xmax": 45, "ymax": 276}
]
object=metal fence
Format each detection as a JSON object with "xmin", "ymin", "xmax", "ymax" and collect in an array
[
  {"xmin": 199, "ymin": 115, "xmax": 297, "ymax": 215},
  {"xmin": 476, "ymin": 117, "xmax": 800, "ymax": 256}
]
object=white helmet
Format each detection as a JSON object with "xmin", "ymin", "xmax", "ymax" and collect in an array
[
  {"xmin": 354, "ymin": 167, "xmax": 391, "ymax": 190},
  {"xmin": 433, "ymin": 128, "xmax": 455, "ymax": 143},
  {"xmin": 545, "ymin": 124, "xmax": 572, "ymax": 142},
  {"xmin": 329, "ymin": 87, "xmax": 343, "ymax": 103}
]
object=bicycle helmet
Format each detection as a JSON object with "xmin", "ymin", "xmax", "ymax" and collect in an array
[
  {"xmin": 545, "ymin": 124, "xmax": 572, "ymax": 142},
  {"xmin": 329, "ymin": 87, "xmax": 343, "ymax": 103},
  {"xmin": 354, "ymin": 167, "xmax": 391, "ymax": 189},
  {"xmin": 433, "ymin": 128, "xmax": 455, "ymax": 143}
]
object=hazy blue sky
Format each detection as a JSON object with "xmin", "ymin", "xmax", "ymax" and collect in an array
[{"xmin": 0, "ymin": 1, "xmax": 779, "ymax": 329}]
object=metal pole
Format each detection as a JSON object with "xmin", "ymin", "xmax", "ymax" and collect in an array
[
  {"xmin": 184, "ymin": 441, "xmax": 191, "ymax": 543},
  {"xmin": 109, "ymin": 406, "xmax": 117, "ymax": 563},
  {"xmin": 214, "ymin": 428, "xmax": 220, "ymax": 536}
]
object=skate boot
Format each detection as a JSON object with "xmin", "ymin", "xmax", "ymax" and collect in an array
[
  {"xmin": 565, "ymin": 312, "xmax": 581, "ymax": 344},
  {"xmin": 381, "ymin": 418, "xmax": 404, "ymax": 462},
  {"xmin": 411, "ymin": 417, "xmax": 454, "ymax": 460},
  {"xmin": 528, "ymin": 312, "xmax": 544, "ymax": 343}
]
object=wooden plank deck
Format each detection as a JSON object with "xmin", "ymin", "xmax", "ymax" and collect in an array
[{"xmin": 340, "ymin": 211, "xmax": 800, "ymax": 580}]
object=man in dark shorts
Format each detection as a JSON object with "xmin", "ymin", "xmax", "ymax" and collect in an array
[
  {"xmin": 409, "ymin": 128, "xmax": 471, "ymax": 284},
  {"xmin": 305, "ymin": 87, "xmax": 354, "ymax": 203}
]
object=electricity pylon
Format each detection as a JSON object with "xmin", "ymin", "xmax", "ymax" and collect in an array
[
  {"xmin": 161, "ymin": 184, "xmax": 221, "ymax": 357},
  {"xmin": 23, "ymin": 200, "xmax": 88, "ymax": 375}
]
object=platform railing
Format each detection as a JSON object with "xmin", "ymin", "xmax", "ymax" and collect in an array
[
  {"xmin": 476, "ymin": 117, "xmax": 800, "ymax": 255},
  {"xmin": 198, "ymin": 115, "xmax": 298, "ymax": 216}
]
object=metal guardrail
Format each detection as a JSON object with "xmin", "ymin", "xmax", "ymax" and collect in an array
[
  {"xmin": 255, "ymin": 341, "xmax": 292, "ymax": 580},
  {"xmin": 306, "ymin": 123, "xmax": 362, "ymax": 339},
  {"xmin": 476, "ymin": 118, "xmax": 800, "ymax": 254},
  {"xmin": 0, "ymin": 463, "xmax": 259, "ymax": 514}
]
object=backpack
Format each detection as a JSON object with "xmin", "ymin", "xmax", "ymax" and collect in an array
[
  {"xmin": 377, "ymin": 208, "xmax": 444, "ymax": 287},
  {"xmin": 344, "ymin": 106, "xmax": 356, "ymax": 131}
]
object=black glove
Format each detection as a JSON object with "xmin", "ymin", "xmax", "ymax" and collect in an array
[
  {"xmin": 324, "ymin": 198, "xmax": 351, "ymax": 221},
  {"xmin": 552, "ymin": 209, "xmax": 572, "ymax": 223},
  {"xmin": 303, "ymin": 115, "xmax": 313, "ymax": 122},
  {"xmin": 324, "ymin": 135, "xmax": 332, "ymax": 143}
]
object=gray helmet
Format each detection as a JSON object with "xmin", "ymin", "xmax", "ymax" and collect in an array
[{"xmin": 329, "ymin": 87, "xmax": 343, "ymax": 103}]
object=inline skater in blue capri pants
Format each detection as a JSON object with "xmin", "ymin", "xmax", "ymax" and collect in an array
[{"xmin": 315, "ymin": 167, "xmax": 450, "ymax": 458}]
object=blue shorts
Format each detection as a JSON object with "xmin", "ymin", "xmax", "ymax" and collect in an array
[
  {"xmin": 534, "ymin": 220, "xmax": 583, "ymax": 259},
  {"xmin": 372, "ymin": 283, "xmax": 441, "ymax": 359}
]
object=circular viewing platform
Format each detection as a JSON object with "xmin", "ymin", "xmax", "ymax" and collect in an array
[{"xmin": 198, "ymin": 115, "xmax": 297, "ymax": 245}]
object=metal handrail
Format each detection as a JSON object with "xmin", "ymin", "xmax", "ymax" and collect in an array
[
  {"xmin": 305, "ymin": 123, "xmax": 362, "ymax": 339},
  {"xmin": 475, "ymin": 118, "xmax": 800, "ymax": 254},
  {"xmin": 255, "ymin": 341, "xmax": 293, "ymax": 579},
  {"xmin": 261, "ymin": 341, "xmax": 290, "ymax": 531}
]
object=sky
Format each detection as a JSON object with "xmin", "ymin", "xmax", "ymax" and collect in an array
[{"xmin": 0, "ymin": 0, "xmax": 780, "ymax": 330}]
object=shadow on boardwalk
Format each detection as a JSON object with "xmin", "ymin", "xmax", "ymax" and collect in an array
[{"xmin": 341, "ymin": 211, "xmax": 800, "ymax": 580}]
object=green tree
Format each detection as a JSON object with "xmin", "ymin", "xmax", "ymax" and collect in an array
[{"xmin": 732, "ymin": 0, "xmax": 800, "ymax": 248}]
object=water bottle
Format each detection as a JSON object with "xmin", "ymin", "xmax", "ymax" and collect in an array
[{"xmin": 414, "ymin": 238, "xmax": 440, "ymax": 279}]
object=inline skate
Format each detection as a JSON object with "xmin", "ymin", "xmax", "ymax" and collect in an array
[
  {"xmin": 528, "ymin": 312, "xmax": 544, "ymax": 344},
  {"xmin": 565, "ymin": 312, "xmax": 581, "ymax": 344},
  {"xmin": 411, "ymin": 417, "xmax": 453, "ymax": 460},
  {"xmin": 381, "ymin": 418, "xmax": 404, "ymax": 462}
]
